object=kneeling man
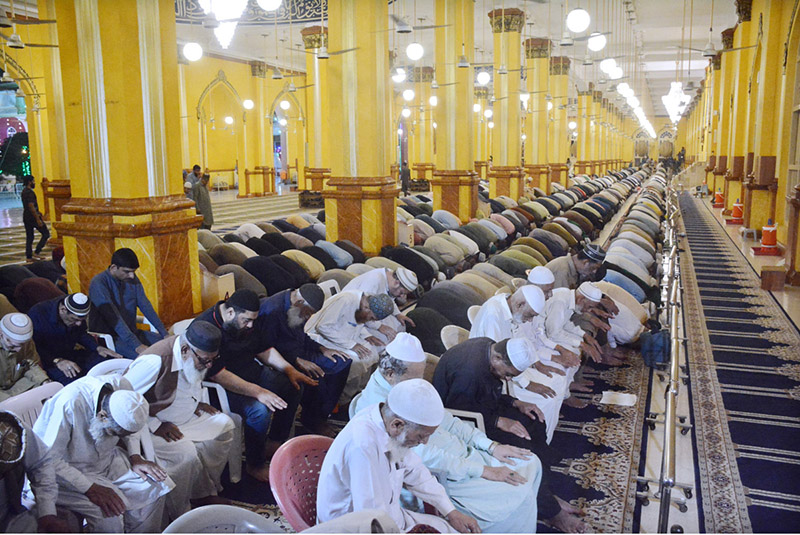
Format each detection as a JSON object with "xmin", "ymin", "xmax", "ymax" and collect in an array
[
  {"xmin": 317, "ymin": 378, "xmax": 481, "ymax": 533},
  {"xmin": 124, "ymin": 320, "xmax": 235, "ymax": 519}
]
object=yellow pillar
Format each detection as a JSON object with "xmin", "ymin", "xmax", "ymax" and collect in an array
[
  {"xmin": 743, "ymin": 0, "xmax": 778, "ymax": 232},
  {"xmin": 576, "ymin": 89, "xmax": 591, "ymax": 175},
  {"xmin": 473, "ymin": 87, "xmax": 489, "ymax": 168},
  {"xmin": 723, "ymin": 17, "xmax": 755, "ymax": 213},
  {"xmin": 713, "ymin": 30, "xmax": 736, "ymax": 198},
  {"xmin": 52, "ymin": 0, "xmax": 201, "ymax": 324},
  {"xmin": 523, "ymin": 38, "xmax": 550, "ymax": 190},
  {"xmin": 302, "ymin": 25, "xmax": 329, "ymax": 192},
  {"xmin": 488, "ymin": 7, "xmax": 524, "ymax": 200},
  {"xmin": 323, "ymin": 0, "xmax": 395, "ymax": 255},
  {"xmin": 430, "ymin": 0, "xmax": 478, "ymax": 223},
  {"xmin": 548, "ymin": 56, "xmax": 570, "ymax": 186},
  {"xmin": 591, "ymin": 90, "xmax": 602, "ymax": 174},
  {"xmin": 410, "ymin": 67, "xmax": 435, "ymax": 182}
]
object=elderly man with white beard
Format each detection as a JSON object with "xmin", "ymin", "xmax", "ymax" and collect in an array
[
  {"xmin": 123, "ymin": 320, "xmax": 235, "ymax": 520},
  {"xmin": 317, "ymin": 378, "xmax": 482, "ymax": 533},
  {"xmin": 32, "ymin": 376, "xmax": 173, "ymax": 532},
  {"xmin": 343, "ymin": 267, "xmax": 418, "ymax": 343}
]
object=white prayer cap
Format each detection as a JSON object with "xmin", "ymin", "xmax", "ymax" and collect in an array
[
  {"xmin": 387, "ymin": 378, "xmax": 444, "ymax": 427},
  {"xmin": 1, "ymin": 313, "xmax": 32, "ymax": 343},
  {"xmin": 517, "ymin": 285, "xmax": 545, "ymax": 314},
  {"xmin": 507, "ymin": 338, "xmax": 534, "ymax": 372},
  {"xmin": 183, "ymin": 181, "xmax": 193, "ymax": 189},
  {"xmin": 527, "ymin": 266, "xmax": 555, "ymax": 285},
  {"xmin": 108, "ymin": 390, "xmax": 149, "ymax": 433},
  {"xmin": 385, "ymin": 332, "xmax": 425, "ymax": 363},
  {"xmin": 395, "ymin": 267, "xmax": 418, "ymax": 292},
  {"xmin": 578, "ymin": 281, "xmax": 603, "ymax": 302}
]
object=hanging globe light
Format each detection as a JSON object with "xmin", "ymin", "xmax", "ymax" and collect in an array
[
  {"xmin": 476, "ymin": 70, "xmax": 491, "ymax": 86},
  {"xmin": 406, "ymin": 42, "xmax": 424, "ymax": 61},
  {"xmin": 587, "ymin": 32, "xmax": 607, "ymax": 52},
  {"xmin": 242, "ymin": 99, "xmax": 254, "ymax": 110},
  {"xmin": 616, "ymin": 82, "xmax": 631, "ymax": 96},
  {"xmin": 566, "ymin": 8, "xmax": 591, "ymax": 33},
  {"xmin": 280, "ymin": 100, "xmax": 291, "ymax": 110},
  {"xmin": 487, "ymin": 121, "xmax": 495, "ymax": 129},
  {"xmin": 599, "ymin": 58, "xmax": 616, "ymax": 73},
  {"xmin": 402, "ymin": 89, "xmax": 415, "ymax": 101},
  {"xmin": 182, "ymin": 42, "xmax": 203, "ymax": 62},
  {"xmin": 257, "ymin": 0, "xmax": 282, "ymax": 11},
  {"xmin": 473, "ymin": 103, "xmax": 481, "ymax": 113},
  {"xmin": 224, "ymin": 116, "xmax": 234, "ymax": 125},
  {"xmin": 484, "ymin": 109, "xmax": 493, "ymax": 119},
  {"xmin": 429, "ymin": 95, "xmax": 438, "ymax": 107},
  {"xmin": 568, "ymin": 121, "xmax": 577, "ymax": 130},
  {"xmin": 547, "ymin": 101, "xmax": 554, "ymax": 111},
  {"xmin": 401, "ymin": 107, "xmax": 411, "ymax": 118},
  {"xmin": 609, "ymin": 66, "xmax": 623, "ymax": 80},
  {"xmin": 392, "ymin": 67, "xmax": 407, "ymax": 84}
]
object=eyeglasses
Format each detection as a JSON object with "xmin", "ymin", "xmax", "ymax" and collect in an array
[{"xmin": 189, "ymin": 345, "xmax": 219, "ymax": 367}]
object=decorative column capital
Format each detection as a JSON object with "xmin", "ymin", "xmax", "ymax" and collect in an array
[
  {"xmin": 721, "ymin": 27, "xmax": 736, "ymax": 50},
  {"xmin": 735, "ymin": 0, "xmax": 752, "ymax": 23},
  {"xmin": 301, "ymin": 25, "xmax": 328, "ymax": 49},
  {"xmin": 592, "ymin": 90, "xmax": 602, "ymax": 102},
  {"xmin": 524, "ymin": 37, "xmax": 551, "ymax": 59},
  {"xmin": 474, "ymin": 86, "xmax": 490, "ymax": 99},
  {"xmin": 550, "ymin": 56, "xmax": 570, "ymax": 76},
  {"xmin": 578, "ymin": 89, "xmax": 592, "ymax": 97},
  {"xmin": 712, "ymin": 52, "xmax": 722, "ymax": 70},
  {"xmin": 249, "ymin": 60, "xmax": 268, "ymax": 78},
  {"xmin": 409, "ymin": 66, "xmax": 434, "ymax": 83},
  {"xmin": 488, "ymin": 8, "xmax": 525, "ymax": 33}
]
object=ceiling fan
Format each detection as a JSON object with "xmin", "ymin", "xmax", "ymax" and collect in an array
[
  {"xmin": 288, "ymin": 46, "xmax": 359, "ymax": 59},
  {"xmin": 376, "ymin": 14, "xmax": 450, "ymax": 34},
  {"xmin": 0, "ymin": 31, "xmax": 56, "ymax": 48}
]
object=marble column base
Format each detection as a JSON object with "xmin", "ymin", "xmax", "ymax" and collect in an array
[
  {"xmin": 548, "ymin": 163, "xmax": 569, "ymax": 192},
  {"xmin": 54, "ymin": 195, "xmax": 203, "ymax": 325},
  {"xmin": 522, "ymin": 164, "xmax": 549, "ymax": 192},
  {"xmin": 488, "ymin": 166, "xmax": 524, "ymax": 200},
  {"xmin": 323, "ymin": 176, "xmax": 398, "ymax": 255},
  {"xmin": 304, "ymin": 167, "xmax": 331, "ymax": 192},
  {"xmin": 431, "ymin": 170, "xmax": 479, "ymax": 223}
]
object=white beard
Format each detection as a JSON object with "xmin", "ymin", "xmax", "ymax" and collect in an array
[
  {"xmin": 88, "ymin": 415, "xmax": 119, "ymax": 445},
  {"xmin": 182, "ymin": 355, "xmax": 207, "ymax": 386},
  {"xmin": 386, "ymin": 430, "xmax": 412, "ymax": 464}
]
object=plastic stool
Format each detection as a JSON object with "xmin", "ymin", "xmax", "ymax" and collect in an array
[{"xmin": 740, "ymin": 227, "xmax": 757, "ymax": 241}]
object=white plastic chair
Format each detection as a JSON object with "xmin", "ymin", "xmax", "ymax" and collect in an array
[
  {"xmin": 317, "ymin": 279, "xmax": 340, "ymax": 299},
  {"xmin": 201, "ymin": 382, "xmax": 243, "ymax": 483},
  {"xmin": 0, "ymin": 382, "xmax": 63, "ymax": 428},
  {"xmin": 441, "ymin": 325, "xmax": 469, "ymax": 351},
  {"xmin": 88, "ymin": 315, "xmax": 158, "ymax": 352},
  {"xmin": 467, "ymin": 305, "xmax": 481, "ymax": 326},
  {"xmin": 348, "ymin": 392, "xmax": 363, "ymax": 419},
  {"xmin": 423, "ymin": 352, "xmax": 440, "ymax": 384},
  {"xmin": 170, "ymin": 319, "xmax": 194, "ymax": 336},
  {"xmin": 163, "ymin": 504, "xmax": 284, "ymax": 533},
  {"xmin": 87, "ymin": 359, "xmax": 131, "ymax": 377},
  {"xmin": 449, "ymin": 409, "xmax": 486, "ymax": 433}
]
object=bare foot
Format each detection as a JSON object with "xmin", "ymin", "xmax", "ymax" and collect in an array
[
  {"xmin": 563, "ymin": 396, "xmax": 588, "ymax": 409},
  {"xmin": 601, "ymin": 354, "xmax": 627, "ymax": 366},
  {"xmin": 570, "ymin": 382, "xmax": 593, "ymax": 393},
  {"xmin": 555, "ymin": 496, "xmax": 583, "ymax": 515},
  {"xmin": 190, "ymin": 495, "xmax": 232, "ymax": 508},
  {"xmin": 548, "ymin": 509, "xmax": 589, "ymax": 533},
  {"xmin": 246, "ymin": 463, "xmax": 270, "ymax": 483}
]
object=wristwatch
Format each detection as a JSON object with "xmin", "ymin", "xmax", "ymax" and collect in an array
[
  {"xmin": 487, "ymin": 441, "xmax": 499, "ymax": 455},
  {"xmin": 53, "ymin": 358, "xmax": 62, "ymax": 364}
]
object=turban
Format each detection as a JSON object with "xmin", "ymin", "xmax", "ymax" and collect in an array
[
  {"xmin": 517, "ymin": 285, "xmax": 545, "ymax": 314},
  {"xmin": 507, "ymin": 338, "xmax": 534, "ymax": 372},
  {"xmin": 186, "ymin": 320, "xmax": 221, "ymax": 353},
  {"xmin": 368, "ymin": 294, "xmax": 394, "ymax": 321},
  {"xmin": 385, "ymin": 332, "xmax": 425, "ymax": 363},
  {"xmin": 65, "ymin": 293, "xmax": 90, "ymax": 317},
  {"xmin": 1, "ymin": 313, "xmax": 32, "ymax": 343},
  {"xmin": 395, "ymin": 267, "xmax": 419, "ymax": 292},
  {"xmin": 387, "ymin": 378, "xmax": 444, "ymax": 427},
  {"xmin": 527, "ymin": 266, "xmax": 555, "ymax": 285},
  {"xmin": 108, "ymin": 390, "xmax": 149, "ymax": 433},
  {"xmin": 578, "ymin": 281, "xmax": 603, "ymax": 302}
]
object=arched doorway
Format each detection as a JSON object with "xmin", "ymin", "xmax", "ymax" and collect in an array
[{"xmin": 269, "ymin": 91, "xmax": 305, "ymax": 189}]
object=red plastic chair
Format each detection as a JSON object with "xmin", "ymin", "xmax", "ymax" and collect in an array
[{"xmin": 269, "ymin": 434, "xmax": 334, "ymax": 532}]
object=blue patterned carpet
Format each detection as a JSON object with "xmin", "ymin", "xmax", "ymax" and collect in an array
[{"xmin": 680, "ymin": 193, "xmax": 800, "ymax": 533}]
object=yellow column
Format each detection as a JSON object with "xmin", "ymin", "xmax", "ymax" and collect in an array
[
  {"xmin": 713, "ymin": 30, "xmax": 736, "ymax": 199},
  {"xmin": 488, "ymin": 7, "xmax": 524, "ymax": 200},
  {"xmin": 302, "ymin": 25, "xmax": 329, "ymax": 192},
  {"xmin": 323, "ymin": 0, "xmax": 394, "ymax": 255},
  {"xmin": 430, "ymin": 0, "xmax": 477, "ymax": 223},
  {"xmin": 52, "ymin": 0, "xmax": 201, "ymax": 324},
  {"xmin": 723, "ymin": 17, "xmax": 755, "ymax": 213},
  {"xmin": 523, "ymin": 38, "xmax": 550, "ymax": 190},
  {"xmin": 548, "ymin": 56, "xmax": 570, "ymax": 186},
  {"xmin": 410, "ymin": 67, "xmax": 435, "ymax": 182},
  {"xmin": 473, "ymin": 87, "xmax": 489, "ymax": 169},
  {"xmin": 591, "ymin": 90, "xmax": 602, "ymax": 174},
  {"xmin": 576, "ymin": 90, "xmax": 591, "ymax": 175},
  {"xmin": 705, "ymin": 61, "xmax": 720, "ymax": 186},
  {"xmin": 743, "ymin": 0, "xmax": 778, "ymax": 232}
]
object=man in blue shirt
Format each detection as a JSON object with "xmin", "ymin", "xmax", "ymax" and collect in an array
[
  {"xmin": 28, "ymin": 292, "xmax": 123, "ymax": 384},
  {"xmin": 88, "ymin": 248, "xmax": 168, "ymax": 359},
  {"xmin": 258, "ymin": 283, "xmax": 351, "ymax": 437}
]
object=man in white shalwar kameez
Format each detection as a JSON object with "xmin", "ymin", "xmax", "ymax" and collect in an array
[
  {"xmin": 343, "ymin": 267, "xmax": 418, "ymax": 344},
  {"xmin": 305, "ymin": 291, "xmax": 395, "ymax": 403},
  {"xmin": 123, "ymin": 321, "xmax": 235, "ymax": 520},
  {"xmin": 351, "ymin": 334, "xmax": 542, "ymax": 533},
  {"xmin": 317, "ymin": 379, "xmax": 481, "ymax": 533},
  {"xmin": 32, "ymin": 376, "xmax": 173, "ymax": 533}
]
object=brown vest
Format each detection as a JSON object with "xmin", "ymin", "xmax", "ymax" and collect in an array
[{"xmin": 141, "ymin": 335, "xmax": 180, "ymax": 416}]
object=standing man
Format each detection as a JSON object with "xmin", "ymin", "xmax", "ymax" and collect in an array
[
  {"xmin": 29, "ymin": 292, "xmax": 124, "ymax": 384},
  {"xmin": 258, "ymin": 283, "xmax": 350, "ymax": 437},
  {"xmin": 33, "ymin": 377, "xmax": 173, "ymax": 533},
  {"xmin": 192, "ymin": 174, "xmax": 213, "ymax": 230},
  {"xmin": 20, "ymin": 175, "xmax": 49, "ymax": 262},
  {"xmin": 399, "ymin": 161, "xmax": 411, "ymax": 196},
  {"xmin": 317, "ymin": 378, "xmax": 481, "ymax": 533},
  {"xmin": 185, "ymin": 164, "xmax": 203, "ymax": 187},
  {"xmin": 88, "ymin": 248, "xmax": 168, "ymax": 359},
  {"xmin": 124, "ymin": 321, "xmax": 235, "ymax": 519},
  {"xmin": 0, "ymin": 313, "xmax": 48, "ymax": 402},
  {"xmin": 197, "ymin": 289, "xmax": 316, "ymax": 482}
]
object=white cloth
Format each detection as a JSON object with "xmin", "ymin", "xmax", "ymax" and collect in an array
[
  {"xmin": 8, "ymin": 419, "xmax": 58, "ymax": 529},
  {"xmin": 317, "ymin": 404, "xmax": 456, "ymax": 533},
  {"xmin": 543, "ymin": 288, "xmax": 585, "ymax": 352},
  {"xmin": 235, "ymin": 223, "xmax": 266, "ymax": 242},
  {"xmin": 605, "ymin": 298, "xmax": 646, "ymax": 348},
  {"xmin": 468, "ymin": 295, "xmax": 512, "ymax": 342},
  {"xmin": 123, "ymin": 340, "xmax": 235, "ymax": 518},
  {"xmin": 32, "ymin": 376, "xmax": 173, "ymax": 533}
]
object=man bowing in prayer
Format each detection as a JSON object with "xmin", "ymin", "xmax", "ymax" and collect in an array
[
  {"xmin": 304, "ymin": 291, "xmax": 395, "ymax": 404},
  {"xmin": 317, "ymin": 378, "xmax": 481, "ymax": 533},
  {"xmin": 33, "ymin": 377, "xmax": 173, "ymax": 533},
  {"xmin": 544, "ymin": 244, "xmax": 605, "ymax": 290},
  {"xmin": 123, "ymin": 320, "xmax": 235, "ymax": 520},
  {"xmin": 343, "ymin": 267, "xmax": 418, "ymax": 343},
  {"xmin": 352, "ymin": 333, "xmax": 542, "ymax": 533}
]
